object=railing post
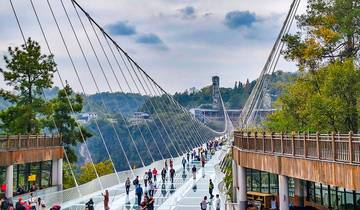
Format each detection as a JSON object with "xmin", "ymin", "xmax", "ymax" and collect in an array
[
  {"xmin": 271, "ymin": 132, "xmax": 274, "ymax": 153},
  {"xmin": 17, "ymin": 134, "xmax": 21, "ymax": 149},
  {"xmin": 349, "ymin": 131, "xmax": 353, "ymax": 163},
  {"xmin": 262, "ymin": 132, "xmax": 266, "ymax": 152},
  {"xmin": 36, "ymin": 134, "xmax": 39, "ymax": 147},
  {"xmin": 316, "ymin": 132, "xmax": 320, "ymax": 159},
  {"xmin": 292, "ymin": 131, "xmax": 295, "ymax": 156},
  {"xmin": 247, "ymin": 132, "xmax": 251, "ymax": 150},
  {"xmin": 332, "ymin": 132, "xmax": 336, "ymax": 161},
  {"xmin": 254, "ymin": 132, "xmax": 258, "ymax": 151},
  {"xmin": 6, "ymin": 135, "xmax": 10, "ymax": 150},
  {"xmin": 26, "ymin": 134, "xmax": 30, "ymax": 148},
  {"xmin": 303, "ymin": 133, "xmax": 307, "ymax": 158},
  {"xmin": 281, "ymin": 132, "xmax": 284, "ymax": 154}
]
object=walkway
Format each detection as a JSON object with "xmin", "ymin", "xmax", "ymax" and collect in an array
[{"xmin": 61, "ymin": 146, "xmax": 228, "ymax": 210}]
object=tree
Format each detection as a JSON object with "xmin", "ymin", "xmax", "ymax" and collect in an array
[
  {"xmin": 282, "ymin": 0, "xmax": 360, "ymax": 71},
  {"xmin": 78, "ymin": 160, "xmax": 113, "ymax": 184},
  {"xmin": 48, "ymin": 84, "xmax": 92, "ymax": 163},
  {"xmin": 0, "ymin": 38, "xmax": 56, "ymax": 134},
  {"xmin": 265, "ymin": 60, "xmax": 360, "ymax": 133}
]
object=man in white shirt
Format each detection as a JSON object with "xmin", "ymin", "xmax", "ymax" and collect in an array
[{"xmin": 215, "ymin": 194, "xmax": 221, "ymax": 210}]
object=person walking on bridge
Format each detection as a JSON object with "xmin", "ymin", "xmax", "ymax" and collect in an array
[
  {"xmin": 209, "ymin": 179, "xmax": 214, "ymax": 199},
  {"xmin": 192, "ymin": 165, "xmax": 197, "ymax": 179},
  {"xmin": 169, "ymin": 167, "xmax": 175, "ymax": 183},
  {"xmin": 135, "ymin": 184, "xmax": 143, "ymax": 206},
  {"xmin": 102, "ymin": 190, "xmax": 109, "ymax": 210},
  {"xmin": 152, "ymin": 168, "xmax": 158, "ymax": 183},
  {"xmin": 125, "ymin": 177, "xmax": 131, "ymax": 195},
  {"xmin": 85, "ymin": 198, "xmax": 94, "ymax": 210},
  {"xmin": 147, "ymin": 169, "xmax": 153, "ymax": 182},
  {"xmin": 182, "ymin": 157, "xmax": 187, "ymax": 170},
  {"xmin": 161, "ymin": 168, "xmax": 167, "ymax": 183},
  {"xmin": 143, "ymin": 172, "xmax": 149, "ymax": 188},
  {"xmin": 200, "ymin": 196, "xmax": 209, "ymax": 210}
]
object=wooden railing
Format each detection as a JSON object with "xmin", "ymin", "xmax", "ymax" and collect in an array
[
  {"xmin": 0, "ymin": 135, "xmax": 62, "ymax": 151},
  {"xmin": 233, "ymin": 131, "xmax": 360, "ymax": 164}
]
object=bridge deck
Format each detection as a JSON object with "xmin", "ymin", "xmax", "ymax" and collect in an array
[{"xmin": 60, "ymin": 148, "xmax": 227, "ymax": 210}]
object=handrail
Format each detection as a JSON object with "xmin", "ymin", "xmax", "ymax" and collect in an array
[
  {"xmin": 0, "ymin": 134, "xmax": 62, "ymax": 151},
  {"xmin": 233, "ymin": 131, "xmax": 360, "ymax": 164}
]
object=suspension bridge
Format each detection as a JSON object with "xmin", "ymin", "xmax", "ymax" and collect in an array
[{"xmin": 4, "ymin": 1, "xmax": 358, "ymax": 210}]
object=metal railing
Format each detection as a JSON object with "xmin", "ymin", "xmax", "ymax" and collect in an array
[
  {"xmin": 234, "ymin": 131, "xmax": 360, "ymax": 164},
  {"xmin": 0, "ymin": 134, "xmax": 62, "ymax": 151}
]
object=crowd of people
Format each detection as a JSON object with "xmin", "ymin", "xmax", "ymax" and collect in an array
[{"xmin": 0, "ymin": 193, "xmax": 61, "ymax": 210}]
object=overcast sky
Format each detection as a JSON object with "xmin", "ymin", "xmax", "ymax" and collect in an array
[{"xmin": 0, "ymin": 0, "xmax": 304, "ymax": 94}]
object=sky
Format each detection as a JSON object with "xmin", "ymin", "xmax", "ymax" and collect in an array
[{"xmin": 0, "ymin": 0, "xmax": 305, "ymax": 94}]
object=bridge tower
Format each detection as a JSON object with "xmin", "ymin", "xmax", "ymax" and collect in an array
[{"xmin": 212, "ymin": 76, "xmax": 222, "ymax": 110}]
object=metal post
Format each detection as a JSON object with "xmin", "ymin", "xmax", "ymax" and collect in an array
[{"xmin": 237, "ymin": 165, "xmax": 247, "ymax": 210}]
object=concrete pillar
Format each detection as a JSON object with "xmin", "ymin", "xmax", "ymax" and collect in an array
[
  {"xmin": 279, "ymin": 175, "xmax": 289, "ymax": 210},
  {"xmin": 5, "ymin": 165, "xmax": 13, "ymax": 198},
  {"xmin": 52, "ymin": 159, "xmax": 58, "ymax": 186},
  {"xmin": 232, "ymin": 160, "xmax": 238, "ymax": 203},
  {"xmin": 237, "ymin": 165, "xmax": 247, "ymax": 210},
  {"xmin": 294, "ymin": 179, "xmax": 305, "ymax": 207},
  {"xmin": 57, "ymin": 158, "xmax": 63, "ymax": 189}
]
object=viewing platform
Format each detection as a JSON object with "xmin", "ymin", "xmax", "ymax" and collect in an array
[
  {"xmin": 0, "ymin": 135, "xmax": 63, "ymax": 198},
  {"xmin": 232, "ymin": 131, "xmax": 360, "ymax": 210}
]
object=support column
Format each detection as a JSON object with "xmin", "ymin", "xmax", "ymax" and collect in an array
[
  {"xmin": 51, "ymin": 159, "xmax": 58, "ymax": 186},
  {"xmin": 232, "ymin": 160, "xmax": 238, "ymax": 203},
  {"xmin": 237, "ymin": 165, "xmax": 247, "ymax": 210},
  {"xmin": 5, "ymin": 165, "xmax": 13, "ymax": 198},
  {"xmin": 294, "ymin": 179, "xmax": 305, "ymax": 207},
  {"xmin": 57, "ymin": 158, "xmax": 63, "ymax": 190},
  {"xmin": 279, "ymin": 175, "xmax": 289, "ymax": 210}
]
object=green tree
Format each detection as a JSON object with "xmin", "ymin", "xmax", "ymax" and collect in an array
[
  {"xmin": 265, "ymin": 60, "xmax": 360, "ymax": 133},
  {"xmin": 78, "ymin": 160, "xmax": 113, "ymax": 184},
  {"xmin": 282, "ymin": 0, "xmax": 360, "ymax": 71},
  {"xmin": 0, "ymin": 38, "xmax": 56, "ymax": 134},
  {"xmin": 48, "ymin": 84, "xmax": 92, "ymax": 163}
]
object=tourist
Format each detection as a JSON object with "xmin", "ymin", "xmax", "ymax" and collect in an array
[
  {"xmin": 148, "ymin": 180, "xmax": 155, "ymax": 197},
  {"xmin": 85, "ymin": 198, "xmax": 94, "ymax": 210},
  {"xmin": 164, "ymin": 160, "xmax": 168, "ymax": 170},
  {"xmin": 169, "ymin": 159, "xmax": 174, "ymax": 168},
  {"xmin": 182, "ymin": 157, "xmax": 187, "ymax": 170},
  {"xmin": 16, "ymin": 186, "xmax": 25, "ymax": 195},
  {"xmin": 135, "ymin": 184, "xmax": 143, "ymax": 206},
  {"xmin": 201, "ymin": 155, "xmax": 206, "ymax": 167},
  {"xmin": 125, "ymin": 177, "xmax": 131, "ymax": 195},
  {"xmin": 200, "ymin": 196, "xmax": 208, "ymax": 210},
  {"xmin": 169, "ymin": 167, "xmax": 175, "ymax": 183},
  {"xmin": 140, "ymin": 194, "xmax": 148, "ymax": 210},
  {"xmin": 29, "ymin": 184, "xmax": 37, "ymax": 192},
  {"xmin": 143, "ymin": 172, "xmax": 149, "ymax": 188},
  {"xmin": 147, "ymin": 195, "xmax": 155, "ymax": 210},
  {"xmin": 102, "ymin": 190, "xmax": 109, "ymax": 210},
  {"xmin": 152, "ymin": 168, "xmax": 158, "ymax": 182},
  {"xmin": 133, "ymin": 176, "xmax": 139, "ymax": 186},
  {"xmin": 36, "ymin": 197, "xmax": 46, "ymax": 210},
  {"xmin": 192, "ymin": 165, "xmax": 197, "ymax": 179},
  {"xmin": 147, "ymin": 169, "xmax": 153, "ymax": 182},
  {"xmin": 0, "ymin": 197, "xmax": 9, "ymax": 210},
  {"xmin": 209, "ymin": 179, "xmax": 214, "ymax": 199},
  {"xmin": 50, "ymin": 204, "xmax": 61, "ymax": 210},
  {"xmin": 15, "ymin": 198, "xmax": 25, "ymax": 210},
  {"xmin": 191, "ymin": 151, "xmax": 194, "ymax": 162},
  {"xmin": 186, "ymin": 152, "xmax": 190, "ymax": 163},
  {"xmin": 215, "ymin": 194, "xmax": 221, "ymax": 210},
  {"xmin": 161, "ymin": 168, "xmax": 166, "ymax": 182}
]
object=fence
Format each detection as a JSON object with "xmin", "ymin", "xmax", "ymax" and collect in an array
[
  {"xmin": 234, "ymin": 131, "xmax": 360, "ymax": 164},
  {"xmin": 0, "ymin": 135, "xmax": 62, "ymax": 151}
]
